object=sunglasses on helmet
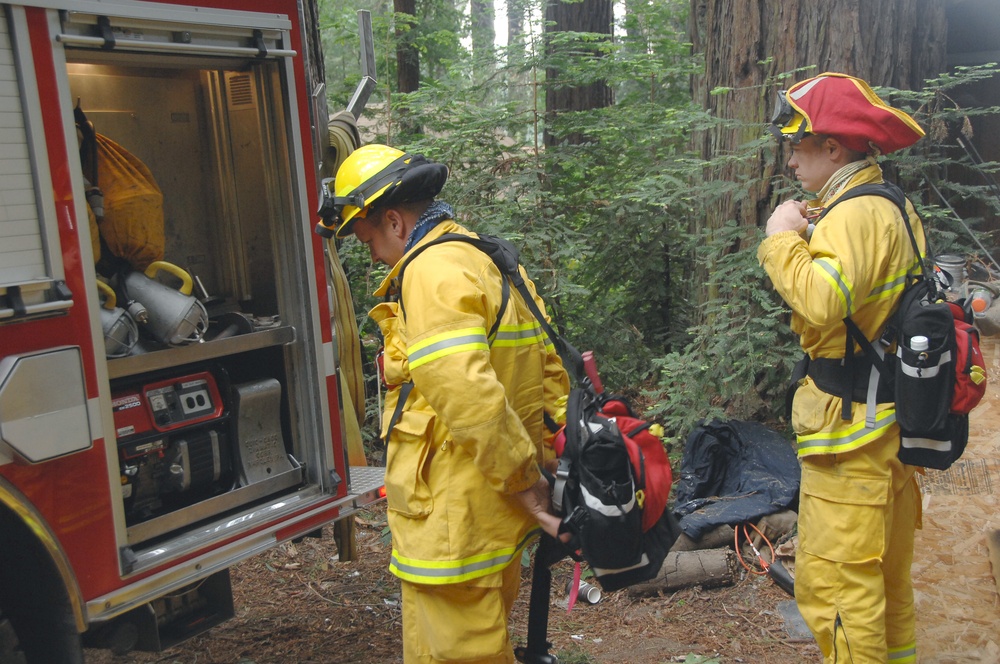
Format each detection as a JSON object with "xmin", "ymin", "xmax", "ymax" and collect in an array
[{"xmin": 768, "ymin": 90, "xmax": 807, "ymax": 143}]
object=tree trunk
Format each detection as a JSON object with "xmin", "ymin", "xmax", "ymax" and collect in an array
[
  {"xmin": 471, "ymin": 0, "xmax": 495, "ymax": 82},
  {"xmin": 543, "ymin": 0, "xmax": 614, "ymax": 146},
  {"xmin": 394, "ymin": 0, "xmax": 419, "ymax": 94},
  {"xmin": 687, "ymin": 0, "xmax": 948, "ymax": 313},
  {"xmin": 507, "ymin": 0, "xmax": 524, "ymax": 49}
]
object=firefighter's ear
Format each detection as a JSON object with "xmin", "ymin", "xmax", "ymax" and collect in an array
[
  {"xmin": 383, "ymin": 208, "xmax": 407, "ymax": 240},
  {"xmin": 823, "ymin": 136, "xmax": 858, "ymax": 163}
]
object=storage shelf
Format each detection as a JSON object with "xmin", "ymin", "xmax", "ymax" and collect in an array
[{"xmin": 107, "ymin": 326, "xmax": 296, "ymax": 380}]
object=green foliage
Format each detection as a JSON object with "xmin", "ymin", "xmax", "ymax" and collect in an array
[
  {"xmin": 645, "ymin": 219, "xmax": 800, "ymax": 438},
  {"xmin": 680, "ymin": 655, "xmax": 722, "ymax": 664},
  {"xmin": 320, "ymin": 0, "xmax": 1000, "ymax": 445}
]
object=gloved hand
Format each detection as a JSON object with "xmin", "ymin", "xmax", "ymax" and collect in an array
[{"xmin": 515, "ymin": 470, "xmax": 571, "ymax": 544}]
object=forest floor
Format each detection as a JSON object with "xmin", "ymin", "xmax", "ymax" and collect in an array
[{"xmin": 84, "ymin": 341, "xmax": 1000, "ymax": 664}]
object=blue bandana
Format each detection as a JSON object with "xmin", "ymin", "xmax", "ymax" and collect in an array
[{"xmin": 404, "ymin": 201, "xmax": 454, "ymax": 252}]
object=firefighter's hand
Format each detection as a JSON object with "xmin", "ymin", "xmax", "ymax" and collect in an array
[
  {"xmin": 515, "ymin": 476, "xmax": 572, "ymax": 543},
  {"xmin": 766, "ymin": 200, "xmax": 809, "ymax": 236}
]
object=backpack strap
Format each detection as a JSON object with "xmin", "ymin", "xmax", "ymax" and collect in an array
[
  {"xmin": 814, "ymin": 182, "xmax": 920, "ymax": 421},
  {"xmin": 395, "ymin": 233, "xmax": 510, "ymax": 342},
  {"xmin": 380, "ymin": 381, "xmax": 414, "ymax": 460},
  {"xmin": 394, "ymin": 232, "xmax": 587, "ymax": 386},
  {"xmin": 384, "ymin": 232, "xmax": 588, "ymax": 451},
  {"xmin": 514, "ymin": 535, "xmax": 561, "ymax": 664}
]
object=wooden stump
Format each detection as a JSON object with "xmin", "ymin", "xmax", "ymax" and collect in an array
[{"xmin": 332, "ymin": 516, "xmax": 358, "ymax": 562}]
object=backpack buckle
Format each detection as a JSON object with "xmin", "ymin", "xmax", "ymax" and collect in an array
[
  {"xmin": 879, "ymin": 324, "xmax": 896, "ymax": 348},
  {"xmin": 559, "ymin": 506, "xmax": 589, "ymax": 537},
  {"xmin": 552, "ymin": 458, "xmax": 571, "ymax": 512}
]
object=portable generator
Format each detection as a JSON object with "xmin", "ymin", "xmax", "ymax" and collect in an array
[{"xmin": 112, "ymin": 370, "xmax": 234, "ymax": 525}]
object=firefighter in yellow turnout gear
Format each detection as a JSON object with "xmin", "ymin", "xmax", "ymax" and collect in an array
[
  {"xmin": 331, "ymin": 145, "xmax": 570, "ymax": 663},
  {"xmin": 759, "ymin": 73, "xmax": 927, "ymax": 663}
]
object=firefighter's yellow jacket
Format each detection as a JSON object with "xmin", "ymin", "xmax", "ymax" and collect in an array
[
  {"xmin": 757, "ymin": 165, "xmax": 925, "ymax": 455},
  {"xmin": 369, "ymin": 220, "xmax": 570, "ymax": 585}
]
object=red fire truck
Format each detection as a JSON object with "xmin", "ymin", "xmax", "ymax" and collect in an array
[{"xmin": 0, "ymin": 1, "xmax": 382, "ymax": 661}]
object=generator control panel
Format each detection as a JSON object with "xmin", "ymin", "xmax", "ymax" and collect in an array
[{"xmin": 113, "ymin": 371, "xmax": 224, "ymax": 439}]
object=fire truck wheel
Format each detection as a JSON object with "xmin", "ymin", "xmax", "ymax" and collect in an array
[
  {"xmin": 0, "ymin": 610, "xmax": 28, "ymax": 664},
  {"xmin": 0, "ymin": 507, "xmax": 84, "ymax": 664}
]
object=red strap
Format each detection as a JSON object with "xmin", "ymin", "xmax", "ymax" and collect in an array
[{"xmin": 567, "ymin": 561, "xmax": 582, "ymax": 613}]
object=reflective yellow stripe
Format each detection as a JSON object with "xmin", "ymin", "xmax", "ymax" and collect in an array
[
  {"xmin": 864, "ymin": 265, "xmax": 910, "ymax": 305},
  {"xmin": 813, "ymin": 257, "xmax": 853, "ymax": 315},
  {"xmin": 797, "ymin": 409, "xmax": 896, "ymax": 456},
  {"xmin": 492, "ymin": 322, "xmax": 545, "ymax": 347},
  {"xmin": 389, "ymin": 529, "xmax": 539, "ymax": 584},
  {"xmin": 888, "ymin": 642, "xmax": 916, "ymax": 663},
  {"xmin": 407, "ymin": 326, "xmax": 489, "ymax": 370}
]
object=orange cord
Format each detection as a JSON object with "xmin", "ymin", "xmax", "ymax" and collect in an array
[{"xmin": 734, "ymin": 521, "xmax": 776, "ymax": 576}]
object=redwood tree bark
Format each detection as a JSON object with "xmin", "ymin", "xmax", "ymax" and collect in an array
[
  {"xmin": 394, "ymin": 0, "xmax": 419, "ymax": 94},
  {"xmin": 543, "ymin": 0, "xmax": 614, "ymax": 146},
  {"xmin": 688, "ymin": 0, "xmax": 948, "ymax": 304}
]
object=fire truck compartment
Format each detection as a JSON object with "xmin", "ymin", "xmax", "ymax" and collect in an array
[{"xmin": 57, "ymin": 13, "xmax": 374, "ymax": 566}]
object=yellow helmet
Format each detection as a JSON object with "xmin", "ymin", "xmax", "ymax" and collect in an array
[
  {"xmin": 331, "ymin": 145, "xmax": 409, "ymax": 237},
  {"xmin": 315, "ymin": 144, "xmax": 450, "ymax": 238}
]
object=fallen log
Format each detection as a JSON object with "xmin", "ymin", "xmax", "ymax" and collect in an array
[
  {"xmin": 669, "ymin": 524, "xmax": 735, "ymax": 552},
  {"xmin": 627, "ymin": 548, "xmax": 738, "ymax": 596}
]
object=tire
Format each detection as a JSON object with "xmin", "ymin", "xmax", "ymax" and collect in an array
[
  {"xmin": 0, "ymin": 590, "xmax": 82, "ymax": 664},
  {"xmin": 0, "ymin": 508, "xmax": 83, "ymax": 664},
  {"xmin": 0, "ymin": 610, "xmax": 27, "ymax": 664}
]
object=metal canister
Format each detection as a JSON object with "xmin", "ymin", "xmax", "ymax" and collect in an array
[
  {"xmin": 124, "ymin": 261, "xmax": 208, "ymax": 346},
  {"xmin": 567, "ymin": 579, "xmax": 601, "ymax": 604},
  {"xmin": 934, "ymin": 254, "xmax": 966, "ymax": 293},
  {"xmin": 96, "ymin": 281, "xmax": 139, "ymax": 358},
  {"xmin": 577, "ymin": 581, "xmax": 602, "ymax": 604}
]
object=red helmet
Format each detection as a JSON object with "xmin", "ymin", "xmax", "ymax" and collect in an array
[{"xmin": 769, "ymin": 72, "xmax": 924, "ymax": 155}]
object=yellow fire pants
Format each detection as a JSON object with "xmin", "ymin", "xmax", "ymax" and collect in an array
[
  {"xmin": 401, "ymin": 558, "xmax": 522, "ymax": 663},
  {"xmin": 795, "ymin": 431, "xmax": 922, "ymax": 663}
]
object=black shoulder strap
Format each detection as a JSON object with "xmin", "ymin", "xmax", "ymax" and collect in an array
[
  {"xmin": 394, "ymin": 233, "xmax": 509, "ymax": 341},
  {"xmin": 817, "ymin": 181, "xmax": 926, "ymax": 420},
  {"xmin": 816, "ymin": 182, "xmax": 907, "ymax": 222},
  {"xmin": 382, "ymin": 232, "xmax": 588, "ymax": 446},
  {"xmin": 394, "ymin": 232, "xmax": 587, "ymax": 386}
]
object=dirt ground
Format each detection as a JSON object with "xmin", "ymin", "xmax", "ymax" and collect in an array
[{"xmin": 85, "ymin": 341, "xmax": 1000, "ymax": 664}]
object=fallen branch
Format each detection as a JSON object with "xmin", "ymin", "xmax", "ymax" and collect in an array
[{"xmin": 626, "ymin": 548, "xmax": 738, "ymax": 597}]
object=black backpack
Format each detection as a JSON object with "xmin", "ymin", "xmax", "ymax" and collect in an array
[{"xmin": 808, "ymin": 183, "xmax": 987, "ymax": 469}]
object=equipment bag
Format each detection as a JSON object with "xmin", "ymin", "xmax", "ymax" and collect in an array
[
  {"xmin": 95, "ymin": 133, "xmax": 166, "ymax": 272},
  {"xmin": 818, "ymin": 183, "xmax": 987, "ymax": 470},
  {"xmin": 75, "ymin": 105, "xmax": 165, "ymax": 274},
  {"xmin": 550, "ymin": 380, "xmax": 678, "ymax": 591}
]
